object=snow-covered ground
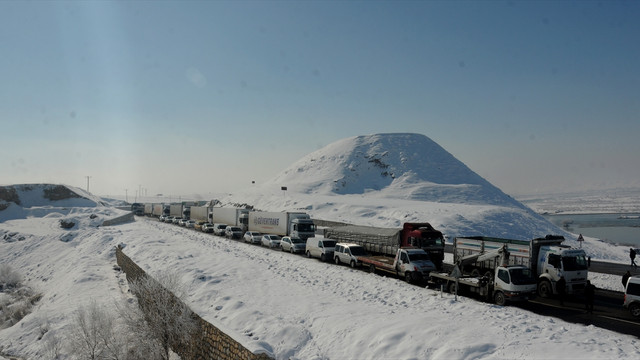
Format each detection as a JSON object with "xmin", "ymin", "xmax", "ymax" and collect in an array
[
  {"xmin": 1, "ymin": 189, "xmax": 639, "ymax": 359},
  {"xmin": 3, "ymin": 134, "xmax": 640, "ymax": 359}
]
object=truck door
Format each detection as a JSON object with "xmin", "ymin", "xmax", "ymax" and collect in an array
[{"xmin": 399, "ymin": 252, "xmax": 410, "ymax": 272}]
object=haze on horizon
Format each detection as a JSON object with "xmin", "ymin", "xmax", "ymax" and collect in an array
[{"xmin": 2, "ymin": 1, "xmax": 638, "ymax": 198}]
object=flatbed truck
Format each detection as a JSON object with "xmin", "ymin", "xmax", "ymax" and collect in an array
[{"xmin": 358, "ymin": 247, "xmax": 437, "ymax": 284}]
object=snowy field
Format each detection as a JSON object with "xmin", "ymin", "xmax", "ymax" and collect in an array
[{"xmin": 1, "ymin": 204, "xmax": 639, "ymax": 359}]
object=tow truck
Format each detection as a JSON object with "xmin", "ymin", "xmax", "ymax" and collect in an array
[{"xmin": 429, "ymin": 245, "xmax": 538, "ymax": 305}]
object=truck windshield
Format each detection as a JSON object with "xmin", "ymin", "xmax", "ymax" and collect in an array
[
  {"xmin": 408, "ymin": 252, "xmax": 431, "ymax": 262},
  {"xmin": 562, "ymin": 255, "xmax": 588, "ymax": 271},
  {"xmin": 509, "ymin": 268, "xmax": 537, "ymax": 285},
  {"xmin": 298, "ymin": 223, "xmax": 316, "ymax": 232},
  {"xmin": 420, "ymin": 237, "xmax": 444, "ymax": 247}
]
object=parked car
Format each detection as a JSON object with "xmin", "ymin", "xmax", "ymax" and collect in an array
[
  {"xmin": 164, "ymin": 216, "xmax": 175, "ymax": 223},
  {"xmin": 194, "ymin": 221, "xmax": 206, "ymax": 231},
  {"xmin": 334, "ymin": 243, "xmax": 368, "ymax": 267},
  {"xmin": 178, "ymin": 218, "xmax": 189, "ymax": 226},
  {"xmin": 159, "ymin": 214, "xmax": 167, "ymax": 222},
  {"xmin": 261, "ymin": 234, "xmax": 281, "ymax": 248},
  {"xmin": 225, "ymin": 226, "xmax": 243, "ymax": 239},
  {"xmin": 624, "ymin": 276, "xmax": 640, "ymax": 318},
  {"xmin": 172, "ymin": 217, "xmax": 182, "ymax": 225},
  {"xmin": 186, "ymin": 220, "xmax": 196, "ymax": 228},
  {"xmin": 280, "ymin": 236, "xmax": 305, "ymax": 254},
  {"xmin": 305, "ymin": 238, "xmax": 336, "ymax": 262},
  {"xmin": 202, "ymin": 223, "xmax": 215, "ymax": 233},
  {"xmin": 213, "ymin": 224, "xmax": 228, "ymax": 236},
  {"xmin": 243, "ymin": 231, "xmax": 262, "ymax": 244}
]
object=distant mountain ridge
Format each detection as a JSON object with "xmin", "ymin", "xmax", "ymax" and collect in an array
[{"xmin": 265, "ymin": 133, "xmax": 524, "ymax": 208}]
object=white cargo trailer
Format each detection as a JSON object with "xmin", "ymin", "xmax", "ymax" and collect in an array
[
  {"xmin": 190, "ymin": 205, "xmax": 210, "ymax": 222},
  {"xmin": 152, "ymin": 203, "xmax": 165, "ymax": 217},
  {"xmin": 248, "ymin": 211, "xmax": 316, "ymax": 240},
  {"xmin": 169, "ymin": 204, "xmax": 183, "ymax": 218},
  {"xmin": 211, "ymin": 208, "xmax": 250, "ymax": 231}
]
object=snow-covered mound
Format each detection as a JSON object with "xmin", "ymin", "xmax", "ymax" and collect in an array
[
  {"xmin": 265, "ymin": 133, "xmax": 522, "ymax": 206},
  {"xmin": 0, "ymin": 184, "xmax": 112, "ymax": 223},
  {"xmin": 226, "ymin": 133, "xmax": 569, "ymax": 241}
]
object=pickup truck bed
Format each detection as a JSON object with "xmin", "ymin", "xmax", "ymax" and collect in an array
[{"xmin": 359, "ymin": 255, "xmax": 397, "ymax": 273}]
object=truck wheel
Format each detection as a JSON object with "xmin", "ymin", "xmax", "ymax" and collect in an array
[
  {"xmin": 368, "ymin": 264, "xmax": 376, "ymax": 274},
  {"xmin": 405, "ymin": 272, "xmax": 413, "ymax": 284},
  {"xmin": 494, "ymin": 291, "xmax": 506, "ymax": 306},
  {"xmin": 350, "ymin": 260, "xmax": 356, "ymax": 268},
  {"xmin": 629, "ymin": 303, "xmax": 640, "ymax": 318},
  {"xmin": 538, "ymin": 279, "xmax": 552, "ymax": 298},
  {"xmin": 448, "ymin": 282, "xmax": 458, "ymax": 294},
  {"xmin": 335, "ymin": 256, "xmax": 341, "ymax": 265}
]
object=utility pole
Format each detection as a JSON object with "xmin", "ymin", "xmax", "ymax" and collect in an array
[
  {"xmin": 85, "ymin": 176, "xmax": 92, "ymax": 193},
  {"xmin": 125, "ymin": 189, "xmax": 128, "ymax": 203}
]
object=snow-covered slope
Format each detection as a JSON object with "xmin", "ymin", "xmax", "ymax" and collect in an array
[
  {"xmin": 265, "ymin": 133, "xmax": 520, "ymax": 205},
  {"xmin": 0, "ymin": 184, "xmax": 107, "ymax": 222},
  {"xmin": 226, "ymin": 133, "xmax": 568, "ymax": 241}
]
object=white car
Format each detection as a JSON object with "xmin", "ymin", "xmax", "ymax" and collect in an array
[
  {"xmin": 280, "ymin": 236, "xmax": 305, "ymax": 254},
  {"xmin": 261, "ymin": 234, "xmax": 281, "ymax": 248},
  {"xmin": 213, "ymin": 224, "xmax": 228, "ymax": 236},
  {"xmin": 225, "ymin": 226, "xmax": 243, "ymax": 239},
  {"xmin": 334, "ymin": 243, "xmax": 367, "ymax": 267},
  {"xmin": 185, "ymin": 220, "xmax": 196, "ymax": 228},
  {"xmin": 624, "ymin": 276, "xmax": 640, "ymax": 318},
  {"xmin": 202, "ymin": 223, "xmax": 215, "ymax": 233},
  {"xmin": 243, "ymin": 231, "xmax": 262, "ymax": 244}
]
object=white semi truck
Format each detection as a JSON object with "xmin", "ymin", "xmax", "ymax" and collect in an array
[
  {"xmin": 248, "ymin": 211, "xmax": 316, "ymax": 240},
  {"xmin": 211, "ymin": 207, "xmax": 250, "ymax": 231},
  {"xmin": 454, "ymin": 235, "xmax": 588, "ymax": 297}
]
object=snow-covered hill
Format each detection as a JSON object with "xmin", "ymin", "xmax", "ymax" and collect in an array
[
  {"xmin": 225, "ymin": 133, "xmax": 569, "ymax": 241},
  {"xmin": 0, "ymin": 184, "xmax": 108, "ymax": 222}
]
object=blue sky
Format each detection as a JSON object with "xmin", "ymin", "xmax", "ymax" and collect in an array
[{"xmin": 2, "ymin": 0, "xmax": 638, "ymax": 198}]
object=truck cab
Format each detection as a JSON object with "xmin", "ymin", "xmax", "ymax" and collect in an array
[
  {"xmin": 535, "ymin": 244, "xmax": 588, "ymax": 297},
  {"xmin": 394, "ymin": 248, "xmax": 437, "ymax": 283},
  {"xmin": 401, "ymin": 223, "xmax": 445, "ymax": 270},
  {"xmin": 290, "ymin": 214, "xmax": 316, "ymax": 240},
  {"xmin": 493, "ymin": 265, "xmax": 537, "ymax": 305}
]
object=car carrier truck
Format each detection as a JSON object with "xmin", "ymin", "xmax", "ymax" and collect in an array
[
  {"xmin": 248, "ymin": 211, "xmax": 316, "ymax": 240},
  {"xmin": 429, "ymin": 244, "xmax": 537, "ymax": 305},
  {"xmin": 324, "ymin": 223, "xmax": 445, "ymax": 269},
  {"xmin": 454, "ymin": 235, "xmax": 588, "ymax": 297}
]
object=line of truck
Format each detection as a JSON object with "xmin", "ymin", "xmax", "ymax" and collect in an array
[{"xmin": 134, "ymin": 201, "xmax": 588, "ymax": 305}]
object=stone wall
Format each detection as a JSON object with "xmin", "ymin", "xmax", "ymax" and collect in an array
[{"xmin": 115, "ymin": 246, "xmax": 272, "ymax": 360}]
